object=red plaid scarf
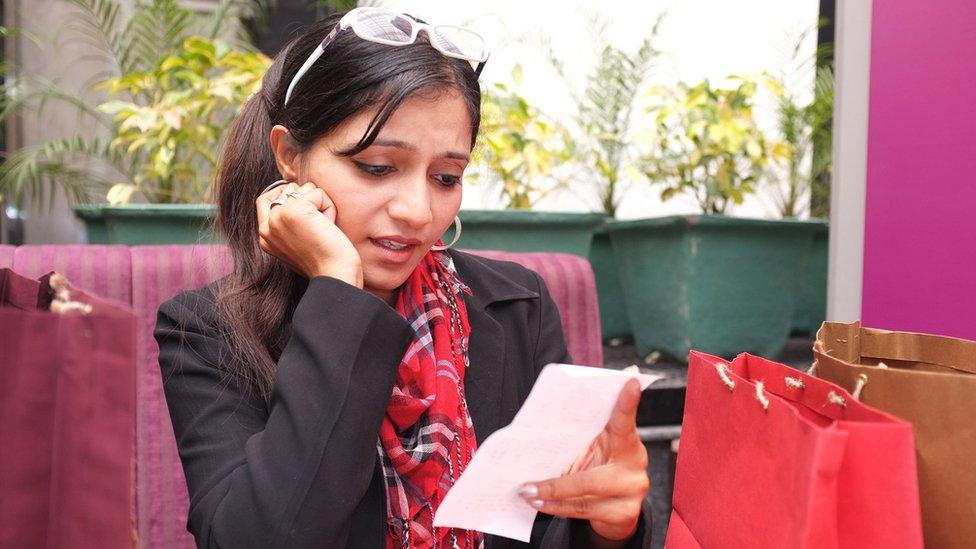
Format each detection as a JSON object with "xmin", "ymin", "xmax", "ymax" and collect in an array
[{"xmin": 380, "ymin": 250, "xmax": 482, "ymax": 549}]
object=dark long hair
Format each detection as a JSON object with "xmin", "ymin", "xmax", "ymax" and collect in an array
[{"xmin": 212, "ymin": 13, "xmax": 482, "ymax": 400}]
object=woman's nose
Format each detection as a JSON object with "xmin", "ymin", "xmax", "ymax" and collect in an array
[{"xmin": 387, "ymin": 175, "xmax": 434, "ymax": 230}]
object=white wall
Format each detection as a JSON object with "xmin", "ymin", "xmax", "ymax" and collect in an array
[{"xmin": 383, "ymin": 0, "xmax": 821, "ymax": 219}]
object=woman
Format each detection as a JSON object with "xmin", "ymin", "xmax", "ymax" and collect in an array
[{"xmin": 154, "ymin": 8, "xmax": 651, "ymax": 548}]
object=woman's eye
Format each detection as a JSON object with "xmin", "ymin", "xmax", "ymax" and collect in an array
[
  {"xmin": 353, "ymin": 161, "xmax": 395, "ymax": 177},
  {"xmin": 434, "ymin": 174, "xmax": 462, "ymax": 187}
]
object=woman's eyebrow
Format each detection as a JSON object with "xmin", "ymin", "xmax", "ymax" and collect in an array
[{"xmin": 370, "ymin": 138, "xmax": 470, "ymax": 161}]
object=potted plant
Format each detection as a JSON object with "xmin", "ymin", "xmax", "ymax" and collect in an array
[
  {"xmin": 538, "ymin": 18, "xmax": 663, "ymax": 341},
  {"xmin": 607, "ymin": 76, "xmax": 820, "ymax": 360},
  {"xmin": 0, "ymin": 0, "xmax": 269, "ymax": 244},
  {"xmin": 455, "ymin": 65, "xmax": 604, "ymax": 257},
  {"xmin": 767, "ymin": 31, "xmax": 835, "ymax": 335}
]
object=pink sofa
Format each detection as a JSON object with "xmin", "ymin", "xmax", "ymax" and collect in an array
[{"xmin": 0, "ymin": 244, "xmax": 602, "ymax": 548}]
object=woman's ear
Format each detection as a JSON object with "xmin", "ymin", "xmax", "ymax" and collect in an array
[{"xmin": 269, "ymin": 125, "xmax": 302, "ymax": 182}]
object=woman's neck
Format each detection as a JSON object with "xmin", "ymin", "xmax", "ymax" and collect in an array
[{"xmin": 366, "ymin": 286, "xmax": 398, "ymax": 306}]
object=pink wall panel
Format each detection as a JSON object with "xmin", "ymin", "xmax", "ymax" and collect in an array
[{"xmin": 861, "ymin": 0, "xmax": 976, "ymax": 339}]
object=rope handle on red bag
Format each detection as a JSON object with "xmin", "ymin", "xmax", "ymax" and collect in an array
[
  {"xmin": 713, "ymin": 361, "xmax": 770, "ymax": 411},
  {"xmin": 713, "ymin": 360, "xmax": 870, "ymax": 411}
]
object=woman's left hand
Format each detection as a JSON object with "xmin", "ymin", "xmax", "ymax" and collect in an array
[{"xmin": 518, "ymin": 378, "xmax": 649, "ymax": 543}]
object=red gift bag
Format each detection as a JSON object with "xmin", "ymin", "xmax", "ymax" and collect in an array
[
  {"xmin": 0, "ymin": 268, "xmax": 136, "ymax": 548},
  {"xmin": 666, "ymin": 351, "xmax": 923, "ymax": 548}
]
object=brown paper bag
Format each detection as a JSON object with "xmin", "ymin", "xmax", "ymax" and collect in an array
[{"xmin": 813, "ymin": 321, "xmax": 976, "ymax": 549}]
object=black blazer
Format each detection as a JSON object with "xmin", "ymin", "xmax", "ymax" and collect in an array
[{"xmin": 154, "ymin": 250, "xmax": 651, "ymax": 548}]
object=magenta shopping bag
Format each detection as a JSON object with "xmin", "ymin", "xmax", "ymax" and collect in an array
[{"xmin": 0, "ymin": 268, "xmax": 136, "ymax": 548}]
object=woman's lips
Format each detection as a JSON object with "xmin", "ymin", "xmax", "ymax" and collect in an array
[{"xmin": 368, "ymin": 237, "xmax": 417, "ymax": 264}]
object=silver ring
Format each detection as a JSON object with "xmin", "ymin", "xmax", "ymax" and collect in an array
[{"xmin": 270, "ymin": 190, "xmax": 302, "ymax": 209}]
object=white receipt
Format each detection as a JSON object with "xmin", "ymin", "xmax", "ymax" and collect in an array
[{"xmin": 432, "ymin": 363, "xmax": 661, "ymax": 542}]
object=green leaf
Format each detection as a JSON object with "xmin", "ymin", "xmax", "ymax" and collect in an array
[{"xmin": 96, "ymin": 100, "xmax": 136, "ymax": 115}]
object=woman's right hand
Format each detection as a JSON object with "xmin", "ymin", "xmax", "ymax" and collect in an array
[{"xmin": 256, "ymin": 181, "xmax": 363, "ymax": 287}]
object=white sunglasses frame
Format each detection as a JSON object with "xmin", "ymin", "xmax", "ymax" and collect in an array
[{"xmin": 284, "ymin": 7, "xmax": 490, "ymax": 106}]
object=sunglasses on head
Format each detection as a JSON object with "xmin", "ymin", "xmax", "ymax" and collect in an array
[{"xmin": 285, "ymin": 7, "xmax": 490, "ymax": 106}]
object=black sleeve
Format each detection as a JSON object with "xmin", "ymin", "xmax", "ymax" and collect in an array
[
  {"xmin": 527, "ymin": 272, "xmax": 653, "ymax": 549},
  {"xmin": 154, "ymin": 277, "xmax": 413, "ymax": 548}
]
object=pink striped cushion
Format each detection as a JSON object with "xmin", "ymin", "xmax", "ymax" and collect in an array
[
  {"xmin": 11, "ymin": 245, "xmax": 132, "ymax": 304},
  {"xmin": 0, "ymin": 245, "xmax": 14, "ymax": 268},
  {"xmin": 130, "ymin": 245, "xmax": 232, "ymax": 549},
  {"xmin": 464, "ymin": 250, "xmax": 603, "ymax": 367}
]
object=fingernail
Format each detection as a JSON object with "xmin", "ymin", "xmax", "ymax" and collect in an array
[
  {"xmin": 517, "ymin": 484, "xmax": 538, "ymax": 498},
  {"xmin": 530, "ymin": 499, "xmax": 545, "ymax": 508}
]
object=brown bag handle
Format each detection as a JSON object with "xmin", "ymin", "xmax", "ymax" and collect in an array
[{"xmin": 817, "ymin": 321, "xmax": 976, "ymax": 375}]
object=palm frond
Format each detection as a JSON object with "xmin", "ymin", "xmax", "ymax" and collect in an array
[
  {"xmin": 0, "ymin": 25, "xmax": 45, "ymax": 47},
  {"xmin": 125, "ymin": 0, "xmax": 192, "ymax": 74},
  {"xmin": 0, "ymin": 80, "xmax": 112, "ymax": 131},
  {"xmin": 64, "ymin": 0, "xmax": 135, "ymax": 76},
  {"xmin": 812, "ymin": 65, "xmax": 835, "ymax": 102},
  {"xmin": 578, "ymin": 16, "xmax": 662, "ymax": 215},
  {"xmin": 207, "ymin": 0, "xmax": 276, "ymax": 45},
  {"xmin": 0, "ymin": 136, "xmax": 131, "ymax": 212}
]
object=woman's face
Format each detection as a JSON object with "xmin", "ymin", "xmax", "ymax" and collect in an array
[{"xmin": 293, "ymin": 90, "xmax": 472, "ymax": 302}]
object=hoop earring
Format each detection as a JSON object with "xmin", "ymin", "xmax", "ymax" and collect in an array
[{"xmin": 430, "ymin": 216, "xmax": 462, "ymax": 251}]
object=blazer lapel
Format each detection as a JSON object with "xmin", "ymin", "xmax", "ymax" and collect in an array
[
  {"xmin": 449, "ymin": 250, "xmax": 540, "ymax": 442},
  {"xmin": 462, "ymin": 297, "xmax": 506, "ymax": 441}
]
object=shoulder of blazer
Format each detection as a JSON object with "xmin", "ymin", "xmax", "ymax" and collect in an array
[
  {"xmin": 157, "ymin": 279, "xmax": 221, "ymax": 330},
  {"xmin": 447, "ymin": 250, "xmax": 541, "ymax": 310}
]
